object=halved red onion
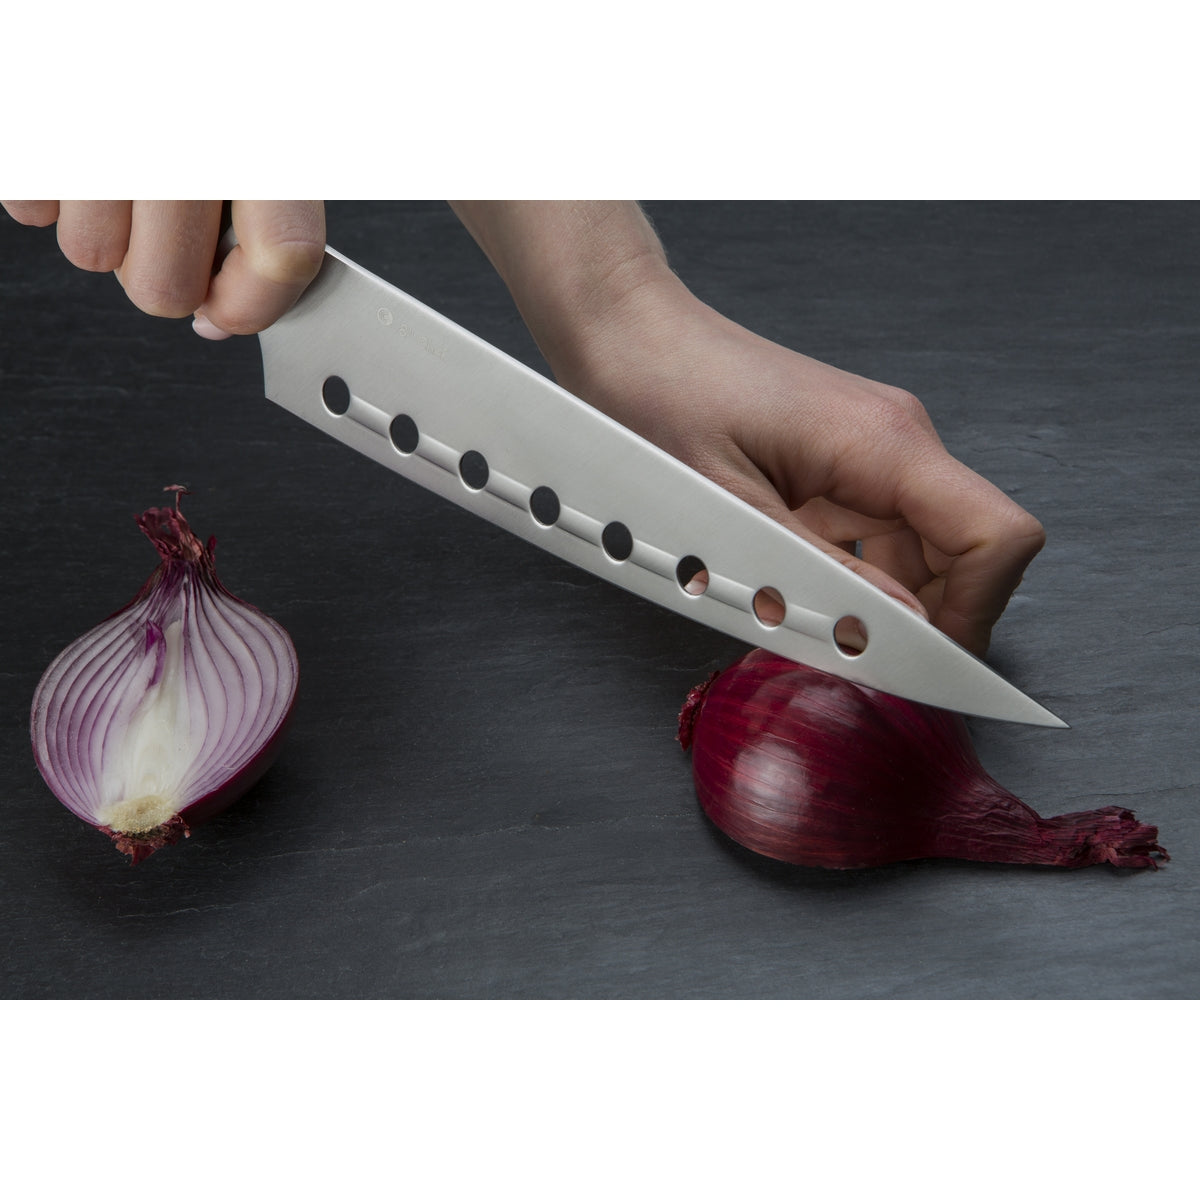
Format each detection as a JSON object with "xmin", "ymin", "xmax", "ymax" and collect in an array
[
  {"xmin": 31, "ymin": 490, "xmax": 298, "ymax": 862},
  {"xmin": 679, "ymin": 649, "xmax": 1167, "ymax": 871}
]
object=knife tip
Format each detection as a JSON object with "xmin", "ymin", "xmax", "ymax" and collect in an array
[{"xmin": 1009, "ymin": 695, "xmax": 1070, "ymax": 729}]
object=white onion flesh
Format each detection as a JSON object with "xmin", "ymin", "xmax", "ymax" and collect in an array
[{"xmin": 31, "ymin": 498, "xmax": 298, "ymax": 852}]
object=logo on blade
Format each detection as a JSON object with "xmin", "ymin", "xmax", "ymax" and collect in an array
[{"xmin": 379, "ymin": 307, "xmax": 449, "ymax": 360}]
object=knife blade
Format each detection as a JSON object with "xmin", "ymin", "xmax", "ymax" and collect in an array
[{"xmin": 256, "ymin": 246, "xmax": 1067, "ymax": 728}]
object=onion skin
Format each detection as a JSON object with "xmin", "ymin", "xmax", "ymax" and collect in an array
[
  {"xmin": 31, "ymin": 494, "xmax": 298, "ymax": 863},
  {"xmin": 678, "ymin": 649, "xmax": 1167, "ymax": 871}
]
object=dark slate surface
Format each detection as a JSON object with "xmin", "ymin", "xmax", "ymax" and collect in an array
[{"xmin": 2, "ymin": 201, "xmax": 1196, "ymax": 999}]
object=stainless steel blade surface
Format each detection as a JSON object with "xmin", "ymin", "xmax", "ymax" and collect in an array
[{"xmin": 257, "ymin": 247, "xmax": 1067, "ymax": 727}]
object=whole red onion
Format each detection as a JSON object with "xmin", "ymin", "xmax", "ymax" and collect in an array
[
  {"xmin": 678, "ymin": 649, "xmax": 1166, "ymax": 870},
  {"xmin": 31, "ymin": 489, "xmax": 299, "ymax": 863}
]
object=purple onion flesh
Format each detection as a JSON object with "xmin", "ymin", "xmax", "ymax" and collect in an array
[{"xmin": 679, "ymin": 649, "xmax": 1167, "ymax": 871}]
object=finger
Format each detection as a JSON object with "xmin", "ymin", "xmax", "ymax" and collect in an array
[
  {"xmin": 937, "ymin": 504, "xmax": 1045, "ymax": 655},
  {"xmin": 794, "ymin": 496, "xmax": 907, "ymax": 546},
  {"xmin": 115, "ymin": 200, "xmax": 224, "ymax": 318},
  {"xmin": 893, "ymin": 452, "xmax": 1046, "ymax": 655},
  {"xmin": 710, "ymin": 449, "xmax": 931, "ymax": 623},
  {"xmin": 3, "ymin": 200, "xmax": 60, "ymax": 226},
  {"xmin": 196, "ymin": 200, "xmax": 325, "ymax": 335},
  {"xmin": 792, "ymin": 496, "xmax": 938, "ymax": 598},
  {"xmin": 859, "ymin": 524, "xmax": 938, "ymax": 596},
  {"xmin": 914, "ymin": 573, "xmax": 947, "ymax": 631},
  {"xmin": 55, "ymin": 201, "xmax": 133, "ymax": 272}
]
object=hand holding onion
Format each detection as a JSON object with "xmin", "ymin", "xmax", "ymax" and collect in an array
[
  {"xmin": 31, "ymin": 489, "xmax": 298, "ymax": 862},
  {"xmin": 449, "ymin": 202, "xmax": 1047, "ymax": 659}
]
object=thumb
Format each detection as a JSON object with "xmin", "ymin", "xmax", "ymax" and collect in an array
[{"xmin": 195, "ymin": 200, "xmax": 325, "ymax": 335}]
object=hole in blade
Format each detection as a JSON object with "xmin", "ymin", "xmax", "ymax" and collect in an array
[
  {"xmin": 752, "ymin": 586, "xmax": 786, "ymax": 628},
  {"xmin": 458, "ymin": 450, "xmax": 489, "ymax": 491},
  {"xmin": 530, "ymin": 485, "xmax": 560, "ymax": 527},
  {"xmin": 676, "ymin": 555, "xmax": 709, "ymax": 595},
  {"xmin": 389, "ymin": 413, "xmax": 419, "ymax": 455},
  {"xmin": 601, "ymin": 521, "xmax": 633, "ymax": 562},
  {"xmin": 834, "ymin": 615, "xmax": 868, "ymax": 656},
  {"xmin": 322, "ymin": 376, "xmax": 351, "ymax": 416}
]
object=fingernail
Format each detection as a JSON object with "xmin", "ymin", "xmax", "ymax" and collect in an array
[{"xmin": 192, "ymin": 313, "xmax": 232, "ymax": 341}]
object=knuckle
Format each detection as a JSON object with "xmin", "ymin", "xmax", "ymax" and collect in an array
[
  {"xmin": 121, "ymin": 271, "xmax": 205, "ymax": 319},
  {"xmin": 980, "ymin": 504, "xmax": 1047, "ymax": 570},
  {"xmin": 58, "ymin": 230, "xmax": 124, "ymax": 273},
  {"xmin": 880, "ymin": 386, "xmax": 928, "ymax": 424},
  {"xmin": 3, "ymin": 200, "xmax": 57, "ymax": 227},
  {"xmin": 863, "ymin": 387, "xmax": 929, "ymax": 441},
  {"xmin": 1007, "ymin": 508, "xmax": 1047, "ymax": 554}
]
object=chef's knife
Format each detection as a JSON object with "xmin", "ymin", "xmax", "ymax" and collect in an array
[{"xmin": 255, "ymin": 246, "xmax": 1066, "ymax": 728}]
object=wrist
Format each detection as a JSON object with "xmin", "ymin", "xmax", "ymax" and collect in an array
[
  {"xmin": 537, "ymin": 243, "xmax": 687, "ymax": 392},
  {"xmin": 449, "ymin": 200, "xmax": 684, "ymax": 386}
]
